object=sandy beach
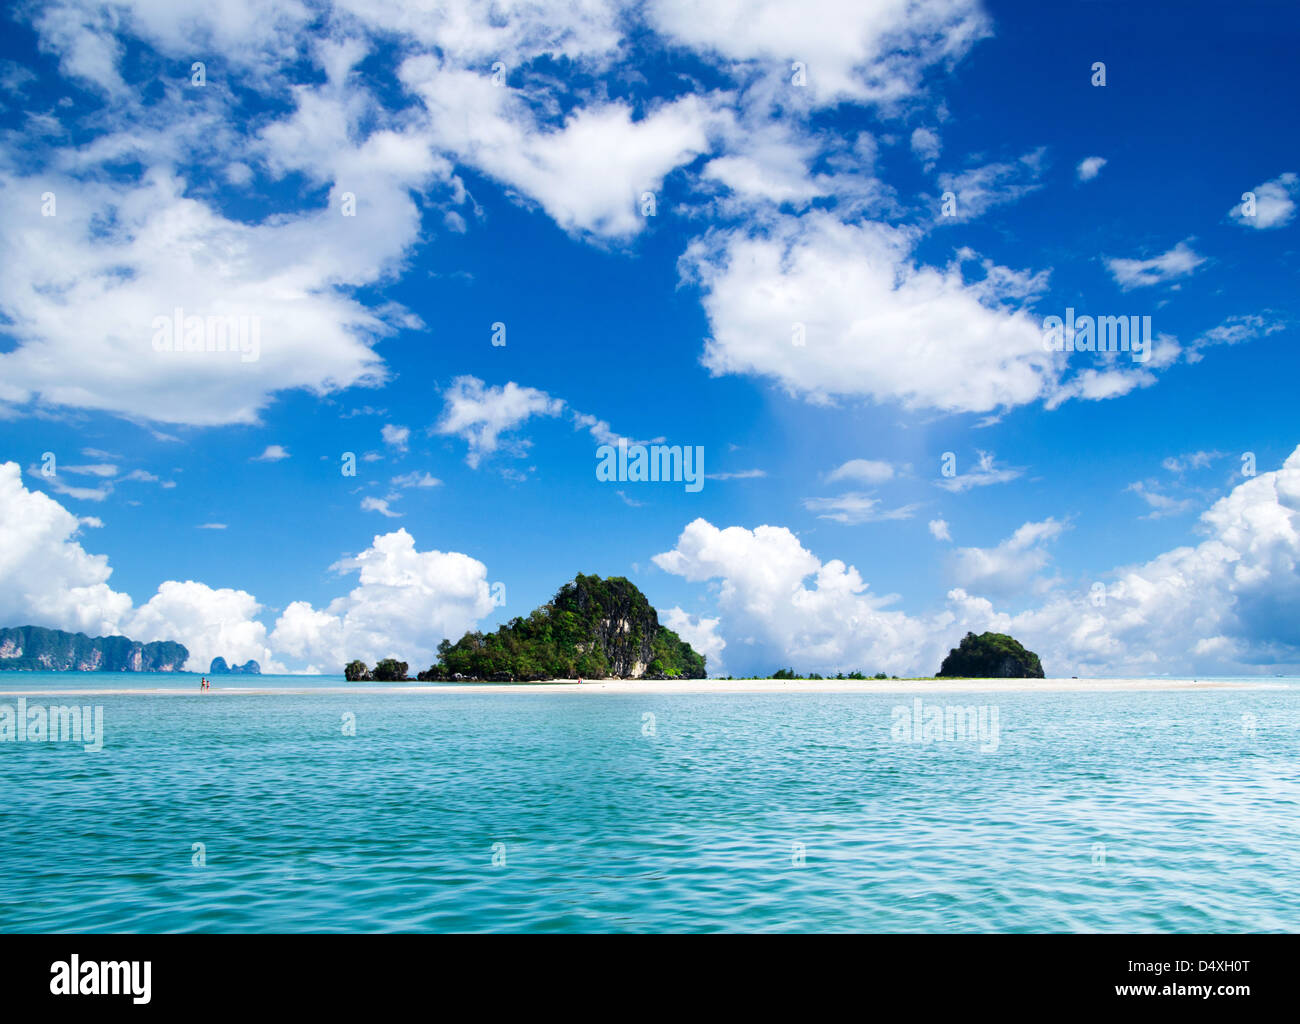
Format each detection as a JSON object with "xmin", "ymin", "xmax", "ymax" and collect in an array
[{"xmin": 0, "ymin": 677, "xmax": 1281, "ymax": 697}]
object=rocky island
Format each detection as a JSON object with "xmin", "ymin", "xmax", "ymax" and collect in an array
[
  {"xmin": 209, "ymin": 657, "xmax": 261, "ymax": 675},
  {"xmin": 345, "ymin": 574, "xmax": 706, "ymax": 682},
  {"xmin": 0, "ymin": 625, "xmax": 189, "ymax": 672},
  {"xmin": 937, "ymin": 631, "xmax": 1045, "ymax": 678}
]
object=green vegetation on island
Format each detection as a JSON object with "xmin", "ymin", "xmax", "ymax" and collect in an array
[
  {"xmin": 719, "ymin": 633, "xmax": 1044, "ymax": 681},
  {"xmin": 345, "ymin": 574, "xmax": 706, "ymax": 683},
  {"xmin": 420, "ymin": 574, "xmax": 705, "ymax": 681},
  {"xmin": 0, "ymin": 625, "xmax": 188, "ymax": 672},
  {"xmin": 344, "ymin": 658, "xmax": 409, "ymax": 682},
  {"xmin": 342, "ymin": 618, "xmax": 1042, "ymax": 685},
  {"xmin": 937, "ymin": 631, "xmax": 1045, "ymax": 678}
]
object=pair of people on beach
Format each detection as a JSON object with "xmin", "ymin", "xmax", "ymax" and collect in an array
[{"xmin": 199, "ymin": 677, "xmax": 210, "ymax": 690}]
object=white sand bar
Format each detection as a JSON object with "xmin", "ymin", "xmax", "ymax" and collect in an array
[{"xmin": 0, "ymin": 677, "xmax": 1282, "ymax": 697}]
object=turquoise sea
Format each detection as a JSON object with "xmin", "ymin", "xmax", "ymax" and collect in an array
[{"xmin": 1, "ymin": 674, "xmax": 1297, "ymax": 933}]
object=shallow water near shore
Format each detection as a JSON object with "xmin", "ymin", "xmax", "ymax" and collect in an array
[{"xmin": 1, "ymin": 674, "xmax": 1298, "ymax": 932}]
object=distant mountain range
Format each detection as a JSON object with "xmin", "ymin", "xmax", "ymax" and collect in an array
[{"xmin": 0, "ymin": 625, "xmax": 189, "ymax": 672}]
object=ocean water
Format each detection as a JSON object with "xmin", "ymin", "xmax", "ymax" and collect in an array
[{"xmin": 1, "ymin": 674, "xmax": 1298, "ymax": 933}]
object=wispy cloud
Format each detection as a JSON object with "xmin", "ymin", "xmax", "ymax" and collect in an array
[
  {"xmin": 61, "ymin": 464, "xmax": 118, "ymax": 478},
  {"xmin": 253, "ymin": 445, "xmax": 290, "ymax": 462},
  {"xmin": 948, "ymin": 518, "xmax": 1066, "ymax": 596},
  {"xmin": 361, "ymin": 496, "xmax": 402, "ymax": 518},
  {"xmin": 910, "ymin": 126, "xmax": 941, "ymax": 169},
  {"xmin": 1187, "ymin": 314, "xmax": 1285, "ymax": 363},
  {"xmin": 437, "ymin": 376, "xmax": 652, "ymax": 470},
  {"xmin": 827, "ymin": 459, "xmax": 895, "ymax": 485},
  {"xmin": 1106, "ymin": 240, "xmax": 1205, "ymax": 290},
  {"xmin": 1127, "ymin": 480, "xmax": 1195, "ymax": 519},
  {"xmin": 391, "ymin": 471, "xmax": 441, "ymax": 489},
  {"xmin": 802, "ymin": 492, "xmax": 919, "ymax": 524},
  {"xmin": 381, "ymin": 424, "xmax": 410, "ymax": 452},
  {"xmin": 34, "ymin": 474, "xmax": 113, "ymax": 502},
  {"xmin": 706, "ymin": 469, "xmax": 766, "ymax": 481},
  {"xmin": 1162, "ymin": 451, "xmax": 1224, "ymax": 474},
  {"xmin": 436, "ymin": 377, "xmax": 564, "ymax": 468},
  {"xmin": 936, "ymin": 149, "xmax": 1045, "ymax": 222},
  {"xmin": 937, "ymin": 451, "xmax": 1024, "ymax": 493}
]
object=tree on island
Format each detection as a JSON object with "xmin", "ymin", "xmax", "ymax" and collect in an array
[
  {"xmin": 372, "ymin": 659, "xmax": 409, "ymax": 682},
  {"xmin": 365, "ymin": 574, "xmax": 707, "ymax": 683},
  {"xmin": 344, "ymin": 660, "xmax": 371, "ymax": 682},
  {"xmin": 344, "ymin": 659, "xmax": 408, "ymax": 681},
  {"xmin": 937, "ymin": 632, "xmax": 1045, "ymax": 678}
]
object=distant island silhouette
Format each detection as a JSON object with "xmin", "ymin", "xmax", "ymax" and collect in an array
[{"xmin": 0, "ymin": 625, "xmax": 188, "ymax": 672}]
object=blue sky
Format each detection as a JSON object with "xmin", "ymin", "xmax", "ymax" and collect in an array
[{"xmin": 1, "ymin": 0, "xmax": 1297, "ymax": 676}]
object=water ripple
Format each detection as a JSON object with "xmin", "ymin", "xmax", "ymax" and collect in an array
[{"xmin": 1, "ymin": 685, "xmax": 1298, "ymax": 931}]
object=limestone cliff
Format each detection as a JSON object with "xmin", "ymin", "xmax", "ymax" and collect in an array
[
  {"xmin": 416, "ymin": 574, "xmax": 706, "ymax": 681},
  {"xmin": 0, "ymin": 625, "xmax": 189, "ymax": 672},
  {"xmin": 209, "ymin": 657, "xmax": 261, "ymax": 675}
]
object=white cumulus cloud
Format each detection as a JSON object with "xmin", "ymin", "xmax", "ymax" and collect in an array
[
  {"xmin": 0, "ymin": 461, "xmax": 133, "ymax": 636},
  {"xmin": 683, "ymin": 212, "xmax": 1059, "ymax": 414},
  {"xmin": 436, "ymin": 376, "xmax": 565, "ymax": 467},
  {"xmin": 653, "ymin": 446, "xmax": 1300, "ymax": 677},
  {"xmin": 1076, "ymin": 156, "xmax": 1106, "ymax": 181},
  {"xmin": 662, "ymin": 606, "xmax": 726, "ymax": 674},
  {"xmin": 0, "ymin": 462, "xmax": 498, "ymax": 673},
  {"xmin": 948, "ymin": 518, "xmax": 1067, "ymax": 596},
  {"xmin": 1230, "ymin": 172, "xmax": 1297, "ymax": 230},
  {"xmin": 270, "ymin": 529, "xmax": 497, "ymax": 669}
]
